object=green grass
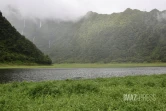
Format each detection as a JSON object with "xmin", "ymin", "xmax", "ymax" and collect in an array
[
  {"xmin": 0, "ymin": 74, "xmax": 166, "ymax": 111},
  {"xmin": 0, "ymin": 63, "xmax": 166, "ymax": 69}
]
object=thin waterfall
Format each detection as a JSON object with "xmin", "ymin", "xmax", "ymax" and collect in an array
[
  {"xmin": 33, "ymin": 36, "xmax": 35, "ymax": 43},
  {"xmin": 22, "ymin": 19, "xmax": 25, "ymax": 35},
  {"xmin": 39, "ymin": 20, "xmax": 42, "ymax": 28},
  {"xmin": 49, "ymin": 40, "xmax": 51, "ymax": 48},
  {"xmin": 24, "ymin": 19, "xmax": 25, "ymax": 28}
]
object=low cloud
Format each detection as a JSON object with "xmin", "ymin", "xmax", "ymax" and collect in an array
[{"xmin": 0, "ymin": 0, "xmax": 166, "ymax": 21}]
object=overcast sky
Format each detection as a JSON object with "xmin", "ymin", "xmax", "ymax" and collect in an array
[{"xmin": 0, "ymin": 0, "xmax": 166, "ymax": 20}]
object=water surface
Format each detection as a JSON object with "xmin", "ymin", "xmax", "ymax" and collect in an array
[{"xmin": 0, "ymin": 67, "xmax": 166, "ymax": 83}]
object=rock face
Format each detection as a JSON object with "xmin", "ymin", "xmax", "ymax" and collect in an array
[{"xmin": 0, "ymin": 12, "xmax": 52, "ymax": 64}]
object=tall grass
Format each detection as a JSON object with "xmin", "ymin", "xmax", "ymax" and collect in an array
[{"xmin": 0, "ymin": 74, "xmax": 166, "ymax": 110}]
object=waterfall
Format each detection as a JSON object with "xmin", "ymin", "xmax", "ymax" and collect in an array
[
  {"xmin": 39, "ymin": 21, "xmax": 42, "ymax": 28},
  {"xmin": 21, "ymin": 19, "xmax": 25, "ymax": 35},
  {"xmin": 24, "ymin": 19, "xmax": 25, "ymax": 28},
  {"xmin": 33, "ymin": 36, "xmax": 35, "ymax": 43},
  {"xmin": 49, "ymin": 40, "xmax": 51, "ymax": 48}
]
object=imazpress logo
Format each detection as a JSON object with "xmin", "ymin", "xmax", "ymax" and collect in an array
[{"xmin": 123, "ymin": 94, "xmax": 156, "ymax": 102}]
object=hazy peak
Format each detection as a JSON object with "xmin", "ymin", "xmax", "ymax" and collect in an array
[
  {"xmin": 150, "ymin": 9, "xmax": 160, "ymax": 13},
  {"xmin": 125, "ymin": 8, "xmax": 133, "ymax": 11},
  {"xmin": 86, "ymin": 11, "xmax": 98, "ymax": 16}
]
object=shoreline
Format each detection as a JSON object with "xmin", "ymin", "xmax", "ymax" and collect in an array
[{"xmin": 0, "ymin": 63, "xmax": 166, "ymax": 69}]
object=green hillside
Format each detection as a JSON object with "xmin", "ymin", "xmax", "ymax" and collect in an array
[
  {"xmin": 5, "ymin": 8, "xmax": 166, "ymax": 63},
  {"xmin": 0, "ymin": 11, "xmax": 52, "ymax": 64},
  {"xmin": 50, "ymin": 9, "xmax": 166, "ymax": 63}
]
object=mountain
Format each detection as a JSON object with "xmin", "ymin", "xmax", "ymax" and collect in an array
[
  {"xmin": 4, "ymin": 8, "xmax": 166, "ymax": 63},
  {"xmin": 0, "ymin": 11, "xmax": 52, "ymax": 64}
]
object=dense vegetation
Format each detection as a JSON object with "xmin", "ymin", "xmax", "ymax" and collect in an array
[
  {"xmin": 0, "ymin": 11, "xmax": 52, "ymax": 64},
  {"xmin": 5, "ymin": 8, "xmax": 166, "ymax": 63},
  {"xmin": 0, "ymin": 74, "xmax": 166, "ymax": 110}
]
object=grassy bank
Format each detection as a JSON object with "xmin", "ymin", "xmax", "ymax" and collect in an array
[
  {"xmin": 0, "ymin": 63, "xmax": 166, "ymax": 69},
  {"xmin": 0, "ymin": 74, "xmax": 166, "ymax": 111}
]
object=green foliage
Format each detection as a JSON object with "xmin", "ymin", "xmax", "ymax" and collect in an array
[
  {"xmin": 47, "ymin": 9, "xmax": 166, "ymax": 63},
  {"xmin": 0, "ymin": 12, "xmax": 52, "ymax": 64},
  {"xmin": 5, "ymin": 9, "xmax": 166, "ymax": 63},
  {"xmin": 65, "ymin": 83, "xmax": 99, "ymax": 94},
  {"xmin": 28, "ymin": 82, "xmax": 99, "ymax": 99},
  {"xmin": 0, "ymin": 74, "xmax": 166, "ymax": 110},
  {"xmin": 28, "ymin": 83, "xmax": 61, "ymax": 98}
]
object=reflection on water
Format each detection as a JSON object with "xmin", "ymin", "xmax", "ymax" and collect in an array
[{"xmin": 0, "ymin": 67, "xmax": 166, "ymax": 83}]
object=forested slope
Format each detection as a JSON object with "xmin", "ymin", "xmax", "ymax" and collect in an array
[
  {"xmin": 50, "ymin": 9, "xmax": 166, "ymax": 63},
  {"xmin": 5, "ymin": 8, "xmax": 166, "ymax": 63},
  {"xmin": 0, "ymin": 11, "xmax": 52, "ymax": 64}
]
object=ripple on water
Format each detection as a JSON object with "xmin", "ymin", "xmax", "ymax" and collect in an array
[{"xmin": 0, "ymin": 67, "xmax": 166, "ymax": 83}]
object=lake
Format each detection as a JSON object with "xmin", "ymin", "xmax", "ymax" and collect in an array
[{"xmin": 0, "ymin": 67, "xmax": 166, "ymax": 83}]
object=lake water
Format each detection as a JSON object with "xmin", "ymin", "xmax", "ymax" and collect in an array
[{"xmin": 0, "ymin": 67, "xmax": 166, "ymax": 83}]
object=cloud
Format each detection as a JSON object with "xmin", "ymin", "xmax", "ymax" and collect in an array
[{"xmin": 0, "ymin": 0, "xmax": 166, "ymax": 20}]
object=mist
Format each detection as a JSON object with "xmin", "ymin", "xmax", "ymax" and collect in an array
[
  {"xmin": 0, "ymin": 0, "xmax": 166, "ymax": 21},
  {"xmin": 157, "ymin": 11, "xmax": 166, "ymax": 21}
]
